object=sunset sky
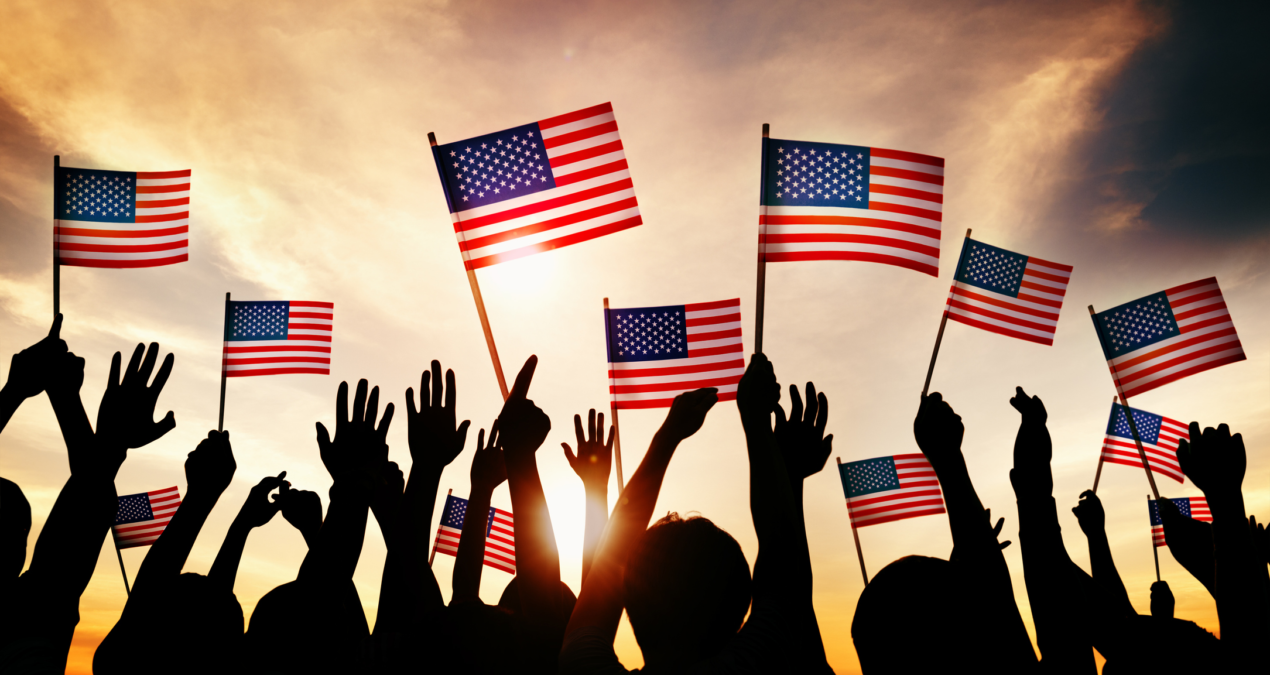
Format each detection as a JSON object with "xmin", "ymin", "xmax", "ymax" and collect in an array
[{"xmin": 1, "ymin": 1, "xmax": 1267, "ymax": 673}]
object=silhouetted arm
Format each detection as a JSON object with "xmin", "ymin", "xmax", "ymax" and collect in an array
[
  {"xmin": 208, "ymin": 473, "xmax": 286, "ymax": 592},
  {"xmin": 453, "ymin": 422, "xmax": 503, "ymax": 603},
  {"xmin": 0, "ymin": 315, "xmax": 66, "ymax": 436},
  {"xmin": 1072, "ymin": 490, "xmax": 1133, "ymax": 617},
  {"xmin": 1159, "ymin": 499, "xmax": 1215, "ymax": 595},
  {"xmin": 563, "ymin": 409, "xmax": 614, "ymax": 583}
]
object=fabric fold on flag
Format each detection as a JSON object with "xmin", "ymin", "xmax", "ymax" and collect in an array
[
  {"xmin": 1091, "ymin": 277, "xmax": 1245, "ymax": 398},
  {"xmin": 760, "ymin": 140, "xmax": 944, "ymax": 277},
  {"xmin": 944, "ymin": 237, "xmax": 1072, "ymax": 346},
  {"xmin": 838, "ymin": 454, "xmax": 945, "ymax": 528},
  {"xmin": 1101, "ymin": 402, "xmax": 1188, "ymax": 484},
  {"xmin": 55, "ymin": 167, "xmax": 190, "ymax": 268},
  {"xmin": 605, "ymin": 298, "xmax": 744, "ymax": 410},
  {"xmin": 432, "ymin": 102, "xmax": 641, "ymax": 270},
  {"xmin": 432, "ymin": 494, "xmax": 516, "ymax": 574},
  {"xmin": 223, "ymin": 300, "xmax": 334, "ymax": 377},
  {"xmin": 1149, "ymin": 497, "xmax": 1211, "ymax": 547},
  {"xmin": 112, "ymin": 486, "xmax": 181, "ymax": 549}
]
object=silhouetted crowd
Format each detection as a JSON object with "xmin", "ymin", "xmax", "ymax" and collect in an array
[{"xmin": 0, "ymin": 316, "xmax": 1266, "ymax": 674}]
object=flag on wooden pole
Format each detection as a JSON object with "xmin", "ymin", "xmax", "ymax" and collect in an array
[
  {"xmin": 112, "ymin": 486, "xmax": 181, "ymax": 549},
  {"xmin": 55, "ymin": 166, "xmax": 190, "ymax": 268},
  {"xmin": 837, "ymin": 454, "xmax": 945, "ymax": 528},
  {"xmin": 432, "ymin": 493, "xmax": 516, "ymax": 575},
  {"xmin": 1100, "ymin": 402, "xmax": 1188, "ymax": 484},
  {"xmin": 943, "ymin": 237, "xmax": 1073, "ymax": 346}
]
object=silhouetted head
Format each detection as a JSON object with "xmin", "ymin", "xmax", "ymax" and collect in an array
[
  {"xmin": 0, "ymin": 477, "xmax": 31, "ymax": 581},
  {"xmin": 496, "ymin": 576, "xmax": 578, "ymax": 619},
  {"xmin": 853, "ymin": 556, "xmax": 979, "ymax": 672},
  {"xmin": 247, "ymin": 580, "xmax": 368, "ymax": 674},
  {"xmin": 1149, "ymin": 581, "xmax": 1174, "ymax": 618},
  {"xmin": 1101, "ymin": 614, "xmax": 1219, "ymax": 674},
  {"xmin": 623, "ymin": 513, "xmax": 752, "ymax": 666}
]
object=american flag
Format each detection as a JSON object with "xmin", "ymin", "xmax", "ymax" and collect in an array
[
  {"xmin": 605, "ymin": 299, "xmax": 744, "ymax": 409},
  {"xmin": 222, "ymin": 301, "xmax": 334, "ymax": 377},
  {"xmin": 55, "ymin": 167, "xmax": 190, "ymax": 268},
  {"xmin": 1149, "ymin": 497, "xmax": 1211, "ymax": 547},
  {"xmin": 432, "ymin": 494, "xmax": 515, "ymax": 575},
  {"xmin": 838, "ymin": 454, "xmax": 945, "ymax": 528},
  {"xmin": 1101, "ymin": 402, "xmax": 1188, "ymax": 484},
  {"xmin": 433, "ymin": 102, "xmax": 641, "ymax": 270},
  {"xmin": 944, "ymin": 238, "xmax": 1072, "ymax": 345},
  {"xmin": 112, "ymin": 486, "xmax": 181, "ymax": 549},
  {"xmin": 760, "ymin": 140, "xmax": 944, "ymax": 277},
  {"xmin": 1092, "ymin": 278, "xmax": 1245, "ymax": 398}
]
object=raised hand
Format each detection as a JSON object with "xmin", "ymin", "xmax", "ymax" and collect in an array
[
  {"xmin": 235, "ymin": 473, "xmax": 287, "ymax": 529},
  {"xmin": 471, "ymin": 422, "xmax": 507, "ymax": 493},
  {"xmin": 1008, "ymin": 386, "xmax": 1053, "ymax": 495},
  {"xmin": 185, "ymin": 430, "xmax": 236, "ymax": 497},
  {"xmin": 563, "ymin": 409, "xmax": 614, "ymax": 490},
  {"xmin": 95, "ymin": 342, "xmax": 176, "ymax": 451},
  {"xmin": 1072, "ymin": 490, "xmax": 1106, "ymax": 536},
  {"xmin": 1158, "ymin": 497, "xmax": 1215, "ymax": 594},
  {"xmin": 1252, "ymin": 515, "xmax": 1269, "ymax": 565},
  {"xmin": 659, "ymin": 387, "xmax": 719, "ymax": 442},
  {"xmin": 274, "ymin": 485, "xmax": 323, "ymax": 546},
  {"xmin": 775, "ymin": 382, "xmax": 832, "ymax": 482},
  {"xmin": 1150, "ymin": 580, "xmax": 1175, "ymax": 618},
  {"xmin": 371, "ymin": 461, "xmax": 406, "ymax": 521},
  {"xmin": 498, "ymin": 356, "xmax": 550, "ymax": 458},
  {"xmin": 317, "ymin": 379, "xmax": 394, "ymax": 492},
  {"xmin": 406, "ymin": 360, "xmax": 471, "ymax": 473},
  {"xmin": 913, "ymin": 392, "xmax": 964, "ymax": 467},
  {"xmin": 736, "ymin": 353, "xmax": 778, "ymax": 425},
  {"xmin": 4, "ymin": 314, "xmax": 68, "ymax": 400},
  {"xmin": 1176, "ymin": 422, "xmax": 1246, "ymax": 501}
]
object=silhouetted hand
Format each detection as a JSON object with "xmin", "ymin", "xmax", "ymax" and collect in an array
[
  {"xmin": 370, "ymin": 461, "xmax": 406, "ymax": 519},
  {"xmin": 5, "ymin": 314, "xmax": 68, "ymax": 399},
  {"xmin": 406, "ymin": 360, "xmax": 471, "ymax": 474},
  {"xmin": 317, "ymin": 379, "xmax": 394, "ymax": 491},
  {"xmin": 274, "ymin": 485, "xmax": 322, "ymax": 544},
  {"xmin": 96, "ymin": 342, "xmax": 176, "ymax": 450},
  {"xmin": 913, "ymin": 392, "xmax": 963, "ymax": 467},
  {"xmin": 185, "ymin": 430, "xmax": 236, "ymax": 496},
  {"xmin": 498, "ymin": 356, "xmax": 550, "ymax": 458},
  {"xmin": 236, "ymin": 472, "xmax": 287, "ymax": 528},
  {"xmin": 45, "ymin": 349, "xmax": 86, "ymax": 399},
  {"xmin": 736, "ymin": 353, "xmax": 778, "ymax": 424},
  {"xmin": 951, "ymin": 508, "xmax": 1011, "ymax": 561},
  {"xmin": 1009, "ymin": 386, "xmax": 1048, "ymax": 426},
  {"xmin": 1159, "ymin": 497, "xmax": 1215, "ymax": 593},
  {"xmin": 775, "ymin": 382, "xmax": 832, "ymax": 482},
  {"xmin": 1150, "ymin": 580, "xmax": 1175, "ymax": 618},
  {"xmin": 1176, "ymin": 422, "xmax": 1246, "ymax": 501},
  {"xmin": 563, "ymin": 409, "xmax": 614, "ymax": 490},
  {"xmin": 1252, "ymin": 515, "xmax": 1269, "ymax": 565},
  {"xmin": 1008, "ymin": 386, "xmax": 1053, "ymax": 496},
  {"xmin": 1072, "ymin": 490, "xmax": 1105, "ymax": 536},
  {"xmin": 471, "ymin": 422, "xmax": 507, "ymax": 493},
  {"xmin": 660, "ymin": 388, "xmax": 719, "ymax": 441}
]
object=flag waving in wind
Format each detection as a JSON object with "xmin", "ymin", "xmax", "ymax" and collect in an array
[
  {"xmin": 760, "ymin": 140, "xmax": 944, "ymax": 276},
  {"xmin": 112, "ymin": 486, "xmax": 181, "ymax": 549},
  {"xmin": 56, "ymin": 167, "xmax": 190, "ymax": 268},
  {"xmin": 223, "ymin": 301, "xmax": 334, "ymax": 377},
  {"xmin": 838, "ymin": 454, "xmax": 945, "ymax": 528},
  {"xmin": 432, "ymin": 494, "xmax": 516, "ymax": 575},
  {"xmin": 432, "ymin": 102, "xmax": 641, "ymax": 270},
  {"xmin": 944, "ymin": 238, "xmax": 1072, "ymax": 345},
  {"xmin": 1101, "ymin": 402, "xmax": 1188, "ymax": 484}
]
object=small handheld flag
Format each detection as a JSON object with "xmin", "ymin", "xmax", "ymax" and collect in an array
[
  {"xmin": 1100, "ymin": 403, "xmax": 1188, "ymax": 484},
  {"xmin": 432, "ymin": 494, "xmax": 515, "ymax": 575},
  {"xmin": 838, "ymin": 454, "xmax": 945, "ymax": 528},
  {"xmin": 945, "ymin": 237, "xmax": 1072, "ymax": 346},
  {"xmin": 222, "ymin": 300, "xmax": 334, "ymax": 377},
  {"xmin": 112, "ymin": 486, "xmax": 181, "ymax": 549},
  {"xmin": 55, "ymin": 166, "xmax": 190, "ymax": 268},
  {"xmin": 1149, "ymin": 497, "xmax": 1211, "ymax": 547}
]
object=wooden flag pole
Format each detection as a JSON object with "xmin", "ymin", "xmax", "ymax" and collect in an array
[
  {"xmin": 218, "ymin": 292, "xmax": 230, "ymax": 432},
  {"xmin": 428, "ymin": 488, "xmax": 452, "ymax": 566},
  {"xmin": 754, "ymin": 123, "xmax": 770, "ymax": 354},
  {"xmin": 53, "ymin": 155, "xmax": 61, "ymax": 318},
  {"xmin": 921, "ymin": 228, "xmax": 972, "ymax": 396},
  {"xmin": 1091, "ymin": 396, "xmax": 1116, "ymax": 493},
  {"xmin": 1150, "ymin": 495, "xmax": 1161, "ymax": 582},
  {"xmin": 602, "ymin": 297, "xmax": 626, "ymax": 493},
  {"xmin": 838, "ymin": 457, "xmax": 869, "ymax": 586},
  {"xmin": 112, "ymin": 537, "xmax": 131, "ymax": 596},
  {"xmin": 429, "ymin": 131, "xmax": 510, "ymax": 400},
  {"xmin": 1089, "ymin": 305, "xmax": 1160, "ymax": 500}
]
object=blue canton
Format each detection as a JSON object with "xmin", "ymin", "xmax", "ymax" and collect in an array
[
  {"xmin": 1107, "ymin": 403, "xmax": 1162, "ymax": 445},
  {"xmin": 839, "ymin": 457, "xmax": 900, "ymax": 499},
  {"xmin": 762, "ymin": 139, "xmax": 870, "ymax": 206},
  {"xmin": 115, "ymin": 493, "xmax": 154, "ymax": 525},
  {"xmin": 606, "ymin": 305, "xmax": 688, "ymax": 363},
  {"xmin": 226, "ymin": 301, "xmax": 290, "ymax": 341},
  {"xmin": 436, "ymin": 123, "xmax": 555, "ymax": 213},
  {"xmin": 1093, "ymin": 292, "xmax": 1179, "ymax": 359},
  {"xmin": 441, "ymin": 495, "xmax": 468, "ymax": 529},
  {"xmin": 57, "ymin": 168, "xmax": 136, "ymax": 222},
  {"xmin": 955, "ymin": 240, "xmax": 1028, "ymax": 297},
  {"xmin": 1150, "ymin": 498, "xmax": 1192, "ymax": 526}
]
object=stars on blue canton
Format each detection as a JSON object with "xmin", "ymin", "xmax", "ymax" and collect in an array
[
  {"xmin": 1151, "ymin": 498, "xmax": 1193, "ymax": 526},
  {"xmin": 442, "ymin": 496, "xmax": 468, "ymax": 528},
  {"xmin": 439, "ymin": 122, "xmax": 557, "ymax": 212},
  {"xmin": 57, "ymin": 168, "xmax": 136, "ymax": 222},
  {"xmin": 842, "ymin": 457, "xmax": 901, "ymax": 498},
  {"xmin": 957, "ymin": 242, "xmax": 1027, "ymax": 297},
  {"xmin": 1109, "ymin": 404, "xmax": 1163, "ymax": 445},
  {"xmin": 227, "ymin": 302, "xmax": 290, "ymax": 341},
  {"xmin": 608, "ymin": 306, "xmax": 687, "ymax": 363},
  {"xmin": 1096, "ymin": 292, "xmax": 1178, "ymax": 356},
  {"xmin": 115, "ymin": 494, "xmax": 154, "ymax": 525},
  {"xmin": 763, "ymin": 140, "xmax": 870, "ymax": 206}
]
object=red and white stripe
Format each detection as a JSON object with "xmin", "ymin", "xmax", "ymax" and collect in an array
[
  {"xmin": 57, "ymin": 170, "xmax": 190, "ymax": 268},
  {"xmin": 608, "ymin": 299, "xmax": 744, "ymax": 410},
  {"xmin": 112, "ymin": 486, "xmax": 181, "ymax": 549},
  {"xmin": 1102, "ymin": 411, "xmax": 1188, "ymax": 484},
  {"xmin": 1110, "ymin": 278, "xmax": 1245, "ymax": 398},
  {"xmin": 1153, "ymin": 497, "xmax": 1210, "ymax": 547},
  {"xmin": 763, "ymin": 148, "xmax": 944, "ymax": 276},
  {"xmin": 433, "ymin": 508, "xmax": 517, "ymax": 575},
  {"xmin": 223, "ymin": 302, "xmax": 333, "ymax": 377},
  {"xmin": 946, "ymin": 255, "xmax": 1073, "ymax": 346},
  {"xmin": 452, "ymin": 103, "xmax": 641, "ymax": 270},
  {"xmin": 846, "ymin": 454, "xmax": 946, "ymax": 528}
]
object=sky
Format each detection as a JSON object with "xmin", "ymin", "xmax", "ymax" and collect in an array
[{"xmin": 0, "ymin": 0, "xmax": 1267, "ymax": 672}]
